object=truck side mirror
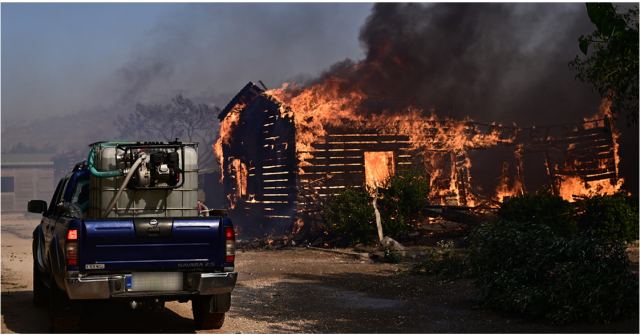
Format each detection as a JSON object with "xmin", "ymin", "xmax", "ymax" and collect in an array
[{"xmin": 28, "ymin": 200, "xmax": 47, "ymax": 214}]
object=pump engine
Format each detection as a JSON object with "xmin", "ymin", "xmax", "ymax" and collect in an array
[{"xmin": 117, "ymin": 143, "xmax": 184, "ymax": 189}]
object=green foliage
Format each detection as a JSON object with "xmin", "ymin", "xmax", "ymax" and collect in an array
[
  {"xmin": 570, "ymin": 4, "xmax": 639, "ymax": 125},
  {"xmin": 377, "ymin": 169, "xmax": 430, "ymax": 238},
  {"xmin": 498, "ymin": 193, "xmax": 577, "ymax": 237},
  {"xmin": 324, "ymin": 169, "xmax": 430, "ymax": 246},
  {"xmin": 470, "ymin": 193, "xmax": 639, "ymax": 323},
  {"xmin": 576, "ymin": 194, "xmax": 639, "ymax": 243},
  {"xmin": 325, "ymin": 188, "xmax": 376, "ymax": 246},
  {"xmin": 542, "ymin": 234, "xmax": 637, "ymax": 323}
]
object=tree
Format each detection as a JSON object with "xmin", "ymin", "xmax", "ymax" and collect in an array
[
  {"xmin": 377, "ymin": 169, "xmax": 430, "ymax": 239},
  {"xmin": 117, "ymin": 95, "xmax": 220, "ymax": 171},
  {"xmin": 570, "ymin": 4, "xmax": 639, "ymax": 125}
]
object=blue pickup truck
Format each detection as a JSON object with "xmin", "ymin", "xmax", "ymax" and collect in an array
[{"xmin": 29, "ymin": 141, "xmax": 237, "ymax": 331}]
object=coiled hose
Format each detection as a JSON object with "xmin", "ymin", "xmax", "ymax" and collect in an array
[
  {"xmin": 87, "ymin": 146, "xmax": 123, "ymax": 178},
  {"xmin": 103, "ymin": 154, "xmax": 146, "ymax": 217}
]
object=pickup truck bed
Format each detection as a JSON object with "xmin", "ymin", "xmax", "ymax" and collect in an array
[
  {"xmin": 63, "ymin": 217, "xmax": 236, "ymax": 300},
  {"xmin": 30, "ymin": 142, "xmax": 237, "ymax": 332}
]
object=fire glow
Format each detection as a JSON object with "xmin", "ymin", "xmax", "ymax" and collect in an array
[
  {"xmin": 555, "ymin": 99, "xmax": 624, "ymax": 202},
  {"xmin": 215, "ymin": 79, "xmax": 625, "ymax": 212},
  {"xmin": 364, "ymin": 151, "xmax": 395, "ymax": 190},
  {"xmin": 213, "ymin": 102, "xmax": 244, "ymax": 181}
]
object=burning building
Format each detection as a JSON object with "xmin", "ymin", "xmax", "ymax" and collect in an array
[{"xmin": 214, "ymin": 82, "xmax": 624, "ymax": 234}]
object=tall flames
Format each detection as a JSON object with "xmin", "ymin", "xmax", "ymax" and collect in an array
[
  {"xmin": 264, "ymin": 78, "xmax": 518, "ymax": 206},
  {"xmin": 215, "ymin": 78, "xmax": 625, "ymax": 208},
  {"xmin": 213, "ymin": 102, "xmax": 244, "ymax": 181},
  {"xmin": 266, "ymin": 79, "xmax": 367, "ymax": 163}
]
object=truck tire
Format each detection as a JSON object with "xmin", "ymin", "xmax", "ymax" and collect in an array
[
  {"xmin": 32, "ymin": 236, "xmax": 48, "ymax": 308},
  {"xmin": 32, "ymin": 261, "xmax": 48, "ymax": 308},
  {"xmin": 192, "ymin": 296, "xmax": 226, "ymax": 329},
  {"xmin": 48, "ymin": 281, "xmax": 80, "ymax": 333}
]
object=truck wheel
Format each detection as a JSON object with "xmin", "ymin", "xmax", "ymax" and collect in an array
[
  {"xmin": 48, "ymin": 282, "xmax": 80, "ymax": 333},
  {"xmin": 192, "ymin": 296, "xmax": 226, "ymax": 329},
  {"xmin": 32, "ymin": 261, "xmax": 48, "ymax": 308}
]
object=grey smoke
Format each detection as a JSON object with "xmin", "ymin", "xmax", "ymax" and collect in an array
[
  {"xmin": 1, "ymin": 3, "xmax": 636, "ymax": 193},
  {"xmin": 103, "ymin": 3, "xmax": 372, "ymax": 110},
  {"xmin": 306, "ymin": 3, "xmax": 601, "ymax": 125},
  {"xmin": 301, "ymin": 3, "xmax": 637, "ymax": 193},
  {"xmin": 1, "ymin": 3, "xmax": 371, "ymax": 152}
]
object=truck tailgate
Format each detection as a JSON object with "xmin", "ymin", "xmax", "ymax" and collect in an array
[{"xmin": 80, "ymin": 217, "xmax": 224, "ymax": 272}]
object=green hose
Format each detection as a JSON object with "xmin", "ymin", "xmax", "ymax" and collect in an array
[{"xmin": 87, "ymin": 143, "xmax": 123, "ymax": 178}]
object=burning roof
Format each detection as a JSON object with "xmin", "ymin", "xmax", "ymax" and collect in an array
[{"xmin": 214, "ymin": 81, "xmax": 625, "ymax": 234}]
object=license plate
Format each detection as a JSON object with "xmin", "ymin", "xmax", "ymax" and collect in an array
[{"xmin": 125, "ymin": 272, "xmax": 183, "ymax": 292}]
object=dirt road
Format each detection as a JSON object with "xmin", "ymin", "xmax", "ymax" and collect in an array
[{"xmin": 2, "ymin": 216, "xmax": 638, "ymax": 333}]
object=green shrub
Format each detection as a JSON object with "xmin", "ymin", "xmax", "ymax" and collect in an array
[
  {"xmin": 469, "ymin": 193, "xmax": 639, "ymax": 323},
  {"xmin": 378, "ymin": 169, "xmax": 430, "ymax": 239},
  {"xmin": 325, "ymin": 188, "xmax": 376, "ymax": 246},
  {"xmin": 543, "ymin": 233, "xmax": 637, "ymax": 323},
  {"xmin": 498, "ymin": 192, "xmax": 577, "ymax": 237},
  {"xmin": 324, "ymin": 170, "xmax": 430, "ymax": 246},
  {"xmin": 575, "ymin": 194, "xmax": 639, "ymax": 243}
]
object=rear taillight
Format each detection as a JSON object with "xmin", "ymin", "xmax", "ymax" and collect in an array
[
  {"xmin": 67, "ymin": 229, "xmax": 78, "ymax": 240},
  {"xmin": 66, "ymin": 229, "xmax": 78, "ymax": 266},
  {"xmin": 225, "ymin": 226, "xmax": 235, "ymax": 263}
]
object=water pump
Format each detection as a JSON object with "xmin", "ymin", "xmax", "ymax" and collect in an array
[{"xmin": 123, "ymin": 146, "xmax": 183, "ymax": 189}]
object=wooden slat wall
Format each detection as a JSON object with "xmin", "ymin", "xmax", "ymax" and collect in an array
[
  {"xmin": 221, "ymin": 89, "xmax": 298, "ymax": 231},
  {"xmin": 297, "ymin": 132, "xmax": 416, "ymax": 200},
  {"xmin": 221, "ymin": 84, "xmax": 621, "ymax": 230},
  {"xmin": 554, "ymin": 118, "xmax": 618, "ymax": 184}
]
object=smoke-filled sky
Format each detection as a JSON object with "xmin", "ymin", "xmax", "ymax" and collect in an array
[
  {"xmin": 1, "ymin": 3, "xmax": 372, "ymax": 124},
  {"xmin": 1, "ymin": 3, "xmax": 637, "ymax": 192},
  {"xmin": 0, "ymin": 2, "xmax": 619, "ymax": 126},
  {"xmin": 302, "ymin": 3, "xmax": 609, "ymax": 125}
]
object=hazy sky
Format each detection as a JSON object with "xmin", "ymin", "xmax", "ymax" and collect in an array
[
  {"xmin": 1, "ymin": 3, "xmax": 637, "ymax": 193},
  {"xmin": 1, "ymin": 3, "xmax": 372, "ymax": 124}
]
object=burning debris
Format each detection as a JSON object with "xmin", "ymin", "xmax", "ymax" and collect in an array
[
  {"xmin": 214, "ymin": 81, "xmax": 624, "ymax": 235},
  {"xmin": 554, "ymin": 99, "xmax": 624, "ymax": 201}
]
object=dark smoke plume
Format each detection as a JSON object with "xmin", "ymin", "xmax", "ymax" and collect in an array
[
  {"xmin": 301, "ymin": 3, "xmax": 638, "ymax": 194},
  {"xmin": 310, "ymin": 3, "xmax": 602, "ymax": 125}
]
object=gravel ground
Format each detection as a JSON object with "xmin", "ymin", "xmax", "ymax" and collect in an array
[{"xmin": 2, "ymin": 215, "xmax": 638, "ymax": 333}]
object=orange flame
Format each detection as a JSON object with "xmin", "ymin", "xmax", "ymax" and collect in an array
[
  {"xmin": 364, "ymin": 151, "xmax": 395, "ymax": 191},
  {"xmin": 267, "ymin": 80, "xmax": 513, "ymax": 205},
  {"xmin": 266, "ymin": 73, "xmax": 519, "ymax": 207},
  {"xmin": 494, "ymin": 145, "xmax": 525, "ymax": 202},
  {"xmin": 213, "ymin": 102, "xmax": 244, "ymax": 181},
  {"xmin": 556, "ymin": 98, "xmax": 624, "ymax": 202},
  {"xmin": 231, "ymin": 158, "xmax": 248, "ymax": 198},
  {"xmin": 216, "ymin": 78, "xmax": 624, "ymax": 209}
]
